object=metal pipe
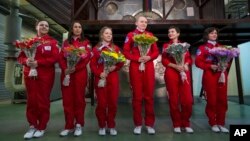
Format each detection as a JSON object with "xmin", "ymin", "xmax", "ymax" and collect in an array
[
  {"xmin": 143, "ymin": 0, "xmax": 152, "ymax": 12},
  {"xmin": 4, "ymin": 0, "xmax": 25, "ymax": 92}
]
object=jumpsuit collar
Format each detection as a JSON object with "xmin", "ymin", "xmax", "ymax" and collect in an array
[
  {"xmin": 207, "ymin": 40, "xmax": 217, "ymax": 46},
  {"xmin": 99, "ymin": 42, "xmax": 112, "ymax": 51},
  {"xmin": 135, "ymin": 28, "xmax": 145, "ymax": 34},
  {"xmin": 72, "ymin": 36, "xmax": 81, "ymax": 41},
  {"xmin": 206, "ymin": 41, "xmax": 220, "ymax": 48},
  {"xmin": 168, "ymin": 39, "xmax": 181, "ymax": 45},
  {"xmin": 36, "ymin": 34, "xmax": 49, "ymax": 39}
]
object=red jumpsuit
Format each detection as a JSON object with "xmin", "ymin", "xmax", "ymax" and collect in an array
[
  {"xmin": 90, "ymin": 44, "xmax": 124, "ymax": 128},
  {"xmin": 58, "ymin": 38, "xmax": 92, "ymax": 130},
  {"xmin": 195, "ymin": 42, "xmax": 230, "ymax": 126},
  {"xmin": 123, "ymin": 29, "xmax": 159, "ymax": 127},
  {"xmin": 162, "ymin": 40, "xmax": 193, "ymax": 128},
  {"xmin": 17, "ymin": 34, "xmax": 59, "ymax": 130}
]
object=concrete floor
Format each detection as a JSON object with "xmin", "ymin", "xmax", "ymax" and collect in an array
[{"xmin": 0, "ymin": 97, "xmax": 249, "ymax": 141}]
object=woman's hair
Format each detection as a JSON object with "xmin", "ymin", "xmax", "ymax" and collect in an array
[
  {"xmin": 35, "ymin": 20, "xmax": 48, "ymax": 27},
  {"xmin": 136, "ymin": 15, "xmax": 147, "ymax": 22},
  {"xmin": 68, "ymin": 21, "xmax": 85, "ymax": 44},
  {"xmin": 97, "ymin": 26, "xmax": 114, "ymax": 48},
  {"xmin": 168, "ymin": 26, "xmax": 180, "ymax": 33},
  {"xmin": 203, "ymin": 27, "xmax": 219, "ymax": 42}
]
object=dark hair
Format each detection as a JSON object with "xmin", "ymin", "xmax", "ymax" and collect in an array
[
  {"xmin": 35, "ymin": 20, "xmax": 49, "ymax": 27},
  {"xmin": 68, "ymin": 21, "xmax": 85, "ymax": 44},
  {"xmin": 203, "ymin": 27, "xmax": 219, "ymax": 42},
  {"xmin": 97, "ymin": 26, "xmax": 114, "ymax": 48},
  {"xmin": 168, "ymin": 26, "xmax": 180, "ymax": 33}
]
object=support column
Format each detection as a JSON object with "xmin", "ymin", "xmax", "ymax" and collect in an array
[
  {"xmin": 143, "ymin": 0, "xmax": 152, "ymax": 12},
  {"xmin": 4, "ymin": 0, "xmax": 25, "ymax": 101},
  {"xmin": 4, "ymin": 0, "xmax": 22, "ymax": 57}
]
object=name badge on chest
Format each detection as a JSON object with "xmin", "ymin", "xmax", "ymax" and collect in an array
[
  {"xmin": 44, "ymin": 46, "xmax": 51, "ymax": 51},
  {"xmin": 79, "ymin": 46, "xmax": 85, "ymax": 49}
]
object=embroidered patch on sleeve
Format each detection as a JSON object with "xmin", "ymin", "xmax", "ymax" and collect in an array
[
  {"xmin": 98, "ymin": 58, "xmax": 104, "ymax": 64},
  {"xmin": 124, "ymin": 36, "xmax": 129, "ymax": 43},
  {"xmin": 44, "ymin": 46, "xmax": 51, "ymax": 51},
  {"xmin": 206, "ymin": 55, "xmax": 213, "ymax": 61},
  {"xmin": 196, "ymin": 49, "xmax": 201, "ymax": 56}
]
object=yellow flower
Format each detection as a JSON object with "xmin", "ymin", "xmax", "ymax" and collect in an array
[
  {"xmin": 119, "ymin": 54, "xmax": 126, "ymax": 62},
  {"xmin": 100, "ymin": 50, "xmax": 126, "ymax": 66},
  {"xmin": 110, "ymin": 52, "xmax": 119, "ymax": 59},
  {"xmin": 133, "ymin": 33, "xmax": 158, "ymax": 46}
]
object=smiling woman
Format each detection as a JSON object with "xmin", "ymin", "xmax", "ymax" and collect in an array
[
  {"xmin": 58, "ymin": 21, "xmax": 92, "ymax": 137},
  {"xmin": 90, "ymin": 26, "xmax": 124, "ymax": 136},
  {"xmin": 17, "ymin": 20, "xmax": 59, "ymax": 139}
]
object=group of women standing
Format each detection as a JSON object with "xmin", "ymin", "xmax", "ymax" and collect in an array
[{"xmin": 18, "ymin": 16, "xmax": 231, "ymax": 139}]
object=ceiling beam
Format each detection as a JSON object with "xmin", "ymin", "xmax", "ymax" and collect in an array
[
  {"xmin": 163, "ymin": 1, "xmax": 175, "ymax": 19},
  {"xmin": 73, "ymin": 0, "xmax": 89, "ymax": 20},
  {"xmin": 90, "ymin": 0, "xmax": 98, "ymax": 11}
]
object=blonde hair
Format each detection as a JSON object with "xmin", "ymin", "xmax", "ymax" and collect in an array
[{"xmin": 97, "ymin": 26, "xmax": 114, "ymax": 49}]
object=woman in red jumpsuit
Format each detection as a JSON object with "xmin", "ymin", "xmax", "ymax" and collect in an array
[
  {"xmin": 162, "ymin": 26, "xmax": 193, "ymax": 134},
  {"xmin": 195, "ymin": 27, "xmax": 230, "ymax": 133},
  {"xmin": 58, "ymin": 21, "xmax": 92, "ymax": 137},
  {"xmin": 123, "ymin": 16, "xmax": 159, "ymax": 135},
  {"xmin": 90, "ymin": 26, "xmax": 124, "ymax": 136},
  {"xmin": 18, "ymin": 20, "xmax": 59, "ymax": 139}
]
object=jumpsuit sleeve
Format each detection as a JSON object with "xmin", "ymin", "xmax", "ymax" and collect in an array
[
  {"xmin": 148, "ymin": 42, "xmax": 159, "ymax": 60},
  {"xmin": 195, "ymin": 46, "xmax": 212, "ymax": 70},
  {"xmin": 90, "ymin": 48, "xmax": 103, "ymax": 77},
  {"xmin": 185, "ymin": 51, "xmax": 192, "ymax": 66},
  {"xmin": 113, "ymin": 46, "xmax": 124, "ymax": 71},
  {"xmin": 74, "ymin": 42, "xmax": 92, "ymax": 72},
  {"xmin": 123, "ymin": 33, "xmax": 140, "ymax": 62},
  {"xmin": 17, "ymin": 51, "xmax": 28, "ymax": 66},
  {"xmin": 161, "ymin": 43, "xmax": 171, "ymax": 67}
]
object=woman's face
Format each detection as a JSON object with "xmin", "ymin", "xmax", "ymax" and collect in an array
[
  {"xmin": 168, "ymin": 28, "xmax": 179, "ymax": 40},
  {"xmin": 36, "ymin": 21, "xmax": 49, "ymax": 36},
  {"xmin": 101, "ymin": 28, "xmax": 112, "ymax": 42},
  {"xmin": 136, "ymin": 16, "xmax": 148, "ymax": 31},
  {"xmin": 72, "ymin": 22, "xmax": 82, "ymax": 36},
  {"xmin": 208, "ymin": 30, "xmax": 218, "ymax": 41}
]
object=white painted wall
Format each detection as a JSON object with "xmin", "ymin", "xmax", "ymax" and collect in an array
[{"xmin": 238, "ymin": 41, "xmax": 250, "ymax": 96}]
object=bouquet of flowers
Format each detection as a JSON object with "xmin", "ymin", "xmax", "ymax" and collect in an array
[
  {"xmin": 15, "ymin": 37, "xmax": 43, "ymax": 77},
  {"xmin": 133, "ymin": 33, "xmax": 158, "ymax": 71},
  {"xmin": 98, "ymin": 50, "xmax": 126, "ymax": 87},
  {"xmin": 209, "ymin": 45, "xmax": 240, "ymax": 83},
  {"xmin": 165, "ymin": 42, "xmax": 190, "ymax": 83},
  {"xmin": 63, "ymin": 45, "xmax": 87, "ymax": 86}
]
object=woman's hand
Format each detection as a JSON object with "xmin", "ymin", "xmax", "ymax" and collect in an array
[
  {"xmin": 211, "ymin": 64, "xmax": 218, "ymax": 71},
  {"xmin": 100, "ymin": 72, "xmax": 107, "ymax": 79},
  {"xmin": 174, "ymin": 65, "xmax": 185, "ymax": 72},
  {"xmin": 65, "ymin": 67, "xmax": 75, "ymax": 75},
  {"xmin": 184, "ymin": 63, "xmax": 189, "ymax": 71},
  {"xmin": 139, "ymin": 56, "xmax": 151, "ymax": 63},
  {"xmin": 168, "ymin": 63, "xmax": 184, "ymax": 72},
  {"xmin": 26, "ymin": 59, "xmax": 38, "ymax": 68},
  {"xmin": 108, "ymin": 66, "xmax": 116, "ymax": 72}
]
